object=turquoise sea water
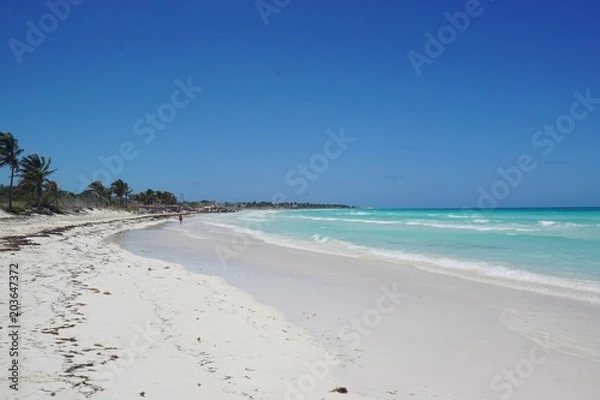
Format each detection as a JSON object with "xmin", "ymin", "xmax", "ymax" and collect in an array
[{"xmin": 196, "ymin": 208, "xmax": 600, "ymax": 303}]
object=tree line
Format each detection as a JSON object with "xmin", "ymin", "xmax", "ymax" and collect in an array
[
  {"xmin": 0, "ymin": 131, "xmax": 178, "ymax": 213},
  {"xmin": 86, "ymin": 180, "xmax": 178, "ymax": 207}
]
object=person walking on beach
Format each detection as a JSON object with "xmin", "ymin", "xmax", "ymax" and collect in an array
[{"xmin": 179, "ymin": 214, "xmax": 183, "ymax": 225}]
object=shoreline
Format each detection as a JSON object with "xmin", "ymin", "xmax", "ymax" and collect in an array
[
  {"xmin": 197, "ymin": 209, "xmax": 600, "ymax": 306},
  {"xmin": 123, "ymin": 214, "xmax": 600, "ymax": 399},
  {"xmin": 0, "ymin": 213, "xmax": 351, "ymax": 399},
  {"xmin": 1, "ymin": 211, "xmax": 599, "ymax": 399}
]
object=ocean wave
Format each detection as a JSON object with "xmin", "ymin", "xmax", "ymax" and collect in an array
[
  {"xmin": 537, "ymin": 220, "xmax": 583, "ymax": 228},
  {"xmin": 368, "ymin": 248, "xmax": 600, "ymax": 304},
  {"xmin": 405, "ymin": 220, "xmax": 535, "ymax": 232},
  {"xmin": 311, "ymin": 234, "xmax": 330, "ymax": 243},
  {"xmin": 200, "ymin": 221, "xmax": 358, "ymax": 258},
  {"xmin": 238, "ymin": 217, "xmax": 269, "ymax": 222},
  {"xmin": 349, "ymin": 211, "xmax": 369, "ymax": 216},
  {"xmin": 195, "ymin": 219, "xmax": 600, "ymax": 304},
  {"xmin": 291, "ymin": 215, "xmax": 398, "ymax": 225},
  {"xmin": 446, "ymin": 214, "xmax": 472, "ymax": 219}
]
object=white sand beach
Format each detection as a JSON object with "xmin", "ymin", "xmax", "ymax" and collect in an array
[
  {"xmin": 124, "ymin": 216, "xmax": 600, "ymax": 399},
  {"xmin": 1, "ymin": 212, "xmax": 599, "ymax": 399},
  {"xmin": 0, "ymin": 213, "xmax": 354, "ymax": 399}
]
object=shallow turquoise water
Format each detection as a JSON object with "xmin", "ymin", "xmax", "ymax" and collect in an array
[{"xmin": 194, "ymin": 208, "xmax": 600, "ymax": 301}]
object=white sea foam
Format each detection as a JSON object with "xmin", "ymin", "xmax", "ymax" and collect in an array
[
  {"xmin": 365, "ymin": 248, "xmax": 600, "ymax": 304},
  {"xmin": 537, "ymin": 220, "xmax": 583, "ymax": 228},
  {"xmin": 311, "ymin": 234, "xmax": 330, "ymax": 243},
  {"xmin": 197, "ymin": 213, "xmax": 600, "ymax": 304},
  {"xmin": 239, "ymin": 217, "xmax": 269, "ymax": 222},
  {"xmin": 200, "ymin": 221, "xmax": 357, "ymax": 258},
  {"xmin": 290, "ymin": 215, "xmax": 398, "ymax": 225},
  {"xmin": 405, "ymin": 220, "xmax": 535, "ymax": 232},
  {"xmin": 447, "ymin": 214, "xmax": 471, "ymax": 219}
]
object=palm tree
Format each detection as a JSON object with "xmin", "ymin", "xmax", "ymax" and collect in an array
[
  {"xmin": 88, "ymin": 180, "xmax": 105, "ymax": 197},
  {"xmin": 124, "ymin": 187, "xmax": 133, "ymax": 207},
  {"xmin": 110, "ymin": 179, "xmax": 130, "ymax": 206},
  {"xmin": 154, "ymin": 190, "xmax": 177, "ymax": 204},
  {"xmin": 104, "ymin": 186, "xmax": 112, "ymax": 205},
  {"xmin": 0, "ymin": 132, "xmax": 25, "ymax": 213},
  {"xmin": 44, "ymin": 180, "xmax": 61, "ymax": 210},
  {"xmin": 162, "ymin": 191, "xmax": 178, "ymax": 204},
  {"xmin": 135, "ymin": 191, "xmax": 149, "ymax": 205},
  {"xmin": 88, "ymin": 180, "xmax": 111, "ymax": 205},
  {"xmin": 17, "ymin": 154, "xmax": 56, "ymax": 211},
  {"xmin": 141, "ymin": 189, "xmax": 156, "ymax": 205}
]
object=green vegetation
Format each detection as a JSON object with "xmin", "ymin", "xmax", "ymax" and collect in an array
[
  {"xmin": 17, "ymin": 154, "xmax": 57, "ymax": 211},
  {"xmin": 0, "ymin": 132, "xmax": 24, "ymax": 212},
  {"xmin": 131, "ymin": 189, "xmax": 178, "ymax": 206},
  {"xmin": 0, "ymin": 131, "xmax": 179, "ymax": 214},
  {"xmin": 1, "ymin": 130, "xmax": 353, "ymax": 215}
]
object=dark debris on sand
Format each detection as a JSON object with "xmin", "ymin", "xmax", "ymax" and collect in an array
[{"xmin": 330, "ymin": 386, "xmax": 348, "ymax": 394}]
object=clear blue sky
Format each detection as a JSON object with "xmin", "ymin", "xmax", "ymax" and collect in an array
[{"xmin": 1, "ymin": 0, "xmax": 599, "ymax": 208}]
